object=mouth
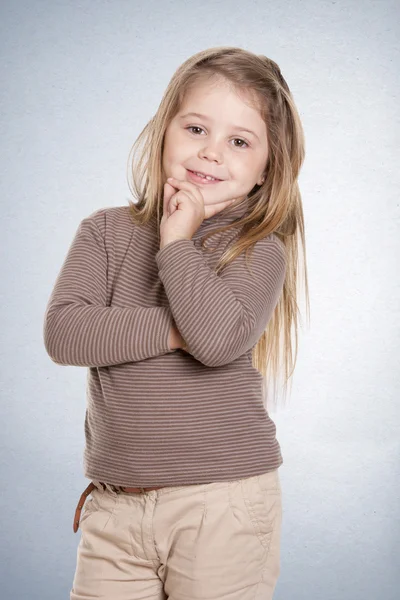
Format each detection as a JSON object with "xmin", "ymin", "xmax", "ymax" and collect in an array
[{"xmin": 186, "ymin": 169, "xmax": 224, "ymax": 184}]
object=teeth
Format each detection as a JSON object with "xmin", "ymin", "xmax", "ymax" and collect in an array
[{"xmin": 194, "ymin": 171, "xmax": 217, "ymax": 181}]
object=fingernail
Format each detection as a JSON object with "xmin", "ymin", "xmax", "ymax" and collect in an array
[{"xmin": 167, "ymin": 177, "xmax": 174, "ymax": 181}]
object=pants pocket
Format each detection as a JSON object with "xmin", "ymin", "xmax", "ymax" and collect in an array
[
  {"xmin": 79, "ymin": 486, "xmax": 120, "ymax": 535},
  {"xmin": 79, "ymin": 489, "xmax": 101, "ymax": 528},
  {"xmin": 240, "ymin": 470, "xmax": 282, "ymax": 554}
]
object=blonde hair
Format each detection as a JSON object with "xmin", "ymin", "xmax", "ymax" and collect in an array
[{"xmin": 126, "ymin": 46, "xmax": 309, "ymax": 411}]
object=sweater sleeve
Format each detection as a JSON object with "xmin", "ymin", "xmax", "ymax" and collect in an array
[
  {"xmin": 43, "ymin": 215, "xmax": 174, "ymax": 367},
  {"xmin": 155, "ymin": 235, "xmax": 286, "ymax": 367}
]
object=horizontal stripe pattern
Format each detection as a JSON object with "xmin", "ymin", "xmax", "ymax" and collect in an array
[{"xmin": 43, "ymin": 204, "xmax": 286, "ymax": 487}]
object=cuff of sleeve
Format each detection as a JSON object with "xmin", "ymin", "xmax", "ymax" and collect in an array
[{"xmin": 150, "ymin": 306, "xmax": 176, "ymax": 355}]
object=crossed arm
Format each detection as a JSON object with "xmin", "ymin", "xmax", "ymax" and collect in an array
[{"xmin": 44, "ymin": 214, "xmax": 285, "ymax": 368}]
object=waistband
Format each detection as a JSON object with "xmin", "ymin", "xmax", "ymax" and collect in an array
[
  {"xmin": 73, "ymin": 481, "xmax": 165, "ymax": 533},
  {"xmin": 93, "ymin": 480, "xmax": 165, "ymax": 494}
]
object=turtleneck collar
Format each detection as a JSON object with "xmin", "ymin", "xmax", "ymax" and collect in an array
[
  {"xmin": 195, "ymin": 197, "xmax": 249, "ymax": 234},
  {"xmin": 190, "ymin": 198, "xmax": 250, "ymax": 248}
]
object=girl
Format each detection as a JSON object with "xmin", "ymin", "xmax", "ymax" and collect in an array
[{"xmin": 43, "ymin": 46, "xmax": 308, "ymax": 600}]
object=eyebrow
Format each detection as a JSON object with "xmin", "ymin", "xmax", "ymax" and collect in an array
[{"xmin": 179, "ymin": 112, "xmax": 260, "ymax": 142}]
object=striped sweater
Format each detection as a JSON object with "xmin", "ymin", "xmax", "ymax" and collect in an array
[{"xmin": 43, "ymin": 201, "xmax": 286, "ymax": 487}]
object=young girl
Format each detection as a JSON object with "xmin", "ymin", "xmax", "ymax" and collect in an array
[{"xmin": 43, "ymin": 46, "xmax": 307, "ymax": 600}]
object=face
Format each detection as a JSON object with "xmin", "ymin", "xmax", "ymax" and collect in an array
[{"xmin": 162, "ymin": 77, "xmax": 268, "ymax": 210}]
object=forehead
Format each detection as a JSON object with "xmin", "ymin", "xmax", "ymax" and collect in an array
[{"xmin": 178, "ymin": 77, "xmax": 263, "ymax": 124}]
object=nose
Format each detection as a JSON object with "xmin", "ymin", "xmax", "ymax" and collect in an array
[{"xmin": 198, "ymin": 139, "xmax": 223, "ymax": 163}]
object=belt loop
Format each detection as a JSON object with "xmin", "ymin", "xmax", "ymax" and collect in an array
[
  {"xmin": 91, "ymin": 480, "xmax": 106, "ymax": 493},
  {"xmin": 104, "ymin": 482, "xmax": 119, "ymax": 495}
]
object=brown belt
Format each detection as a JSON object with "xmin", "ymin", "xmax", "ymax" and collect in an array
[{"xmin": 73, "ymin": 481, "xmax": 165, "ymax": 533}]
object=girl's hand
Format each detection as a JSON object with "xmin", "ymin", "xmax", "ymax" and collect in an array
[
  {"xmin": 160, "ymin": 177, "xmax": 237, "ymax": 248},
  {"xmin": 168, "ymin": 322, "xmax": 189, "ymax": 353}
]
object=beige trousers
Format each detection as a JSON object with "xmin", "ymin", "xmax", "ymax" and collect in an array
[{"xmin": 70, "ymin": 469, "xmax": 282, "ymax": 600}]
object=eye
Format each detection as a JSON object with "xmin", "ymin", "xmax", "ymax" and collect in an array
[
  {"xmin": 186, "ymin": 126, "xmax": 205, "ymax": 136},
  {"xmin": 232, "ymin": 138, "xmax": 249, "ymax": 149},
  {"xmin": 185, "ymin": 126, "xmax": 249, "ymax": 149}
]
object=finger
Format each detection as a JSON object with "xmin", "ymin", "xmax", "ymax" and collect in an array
[
  {"xmin": 163, "ymin": 182, "xmax": 176, "ymax": 216},
  {"xmin": 204, "ymin": 198, "xmax": 241, "ymax": 218},
  {"xmin": 170, "ymin": 189, "xmax": 193, "ymax": 211},
  {"xmin": 167, "ymin": 177, "xmax": 204, "ymax": 203},
  {"xmin": 164, "ymin": 184, "xmax": 192, "ymax": 216},
  {"xmin": 219, "ymin": 199, "xmax": 240, "ymax": 210}
]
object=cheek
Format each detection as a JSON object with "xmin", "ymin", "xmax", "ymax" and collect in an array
[
  {"xmin": 239, "ymin": 158, "xmax": 260, "ymax": 182},
  {"xmin": 163, "ymin": 131, "xmax": 186, "ymax": 164},
  {"xmin": 231, "ymin": 159, "xmax": 252, "ymax": 181}
]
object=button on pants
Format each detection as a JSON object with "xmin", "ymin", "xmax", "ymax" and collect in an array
[{"xmin": 70, "ymin": 469, "xmax": 282, "ymax": 600}]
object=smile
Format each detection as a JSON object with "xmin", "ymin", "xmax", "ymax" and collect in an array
[{"xmin": 186, "ymin": 169, "xmax": 223, "ymax": 184}]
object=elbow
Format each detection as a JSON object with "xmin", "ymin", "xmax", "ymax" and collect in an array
[
  {"xmin": 189, "ymin": 317, "xmax": 256, "ymax": 367},
  {"xmin": 43, "ymin": 328, "xmax": 66, "ymax": 365},
  {"xmin": 43, "ymin": 310, "xmax": 70, "ymax": 366},
  {"xmin": 189, "ymin": 341, "xmax": 237, "ymax": 367}
]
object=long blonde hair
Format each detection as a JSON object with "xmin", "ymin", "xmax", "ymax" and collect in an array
[{"xmin": 126, "ymin": 46, "xmax": 309, "ymax": 411}]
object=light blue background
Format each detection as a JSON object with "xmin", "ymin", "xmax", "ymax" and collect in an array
[{"xmin": 1, "ymin": 1, "xmax": 398, "ymax": 598}]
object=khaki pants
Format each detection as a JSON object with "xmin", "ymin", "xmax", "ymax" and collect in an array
[{"xmin": 70, "ymin": 469, "xmax": 282, "ymax": 600}]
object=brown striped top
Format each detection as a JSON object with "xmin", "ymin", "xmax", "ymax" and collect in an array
[{"xmin": 43, "ymin": 201, "xmax": 286, "ymax": 487}]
